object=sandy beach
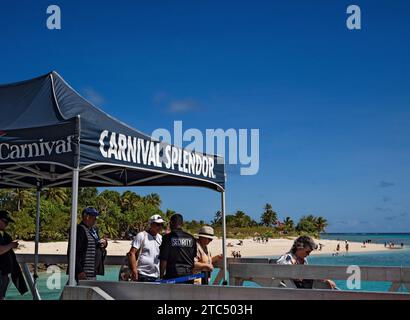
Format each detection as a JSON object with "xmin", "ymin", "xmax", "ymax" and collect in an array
[{"xmin": 14, "ymin": 237, "xmax": 388, "ymax": 258}]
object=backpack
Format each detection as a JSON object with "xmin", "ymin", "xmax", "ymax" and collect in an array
[{"xmin": 118, "ymin": 231, "xmax": 147, "ymax": 281}]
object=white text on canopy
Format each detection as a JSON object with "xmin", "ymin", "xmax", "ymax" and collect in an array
[{"xmin": 98, "ymin": 130, "xmax": 216, "ymax": 179}]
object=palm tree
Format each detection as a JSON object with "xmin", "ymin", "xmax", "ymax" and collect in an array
[
  {"xmin": 120, "ymin": 191, "xmax": 141, "ymax": 212},
  {"xmin": 12, "ymin": 188, "xmax": 34, "ymax": 211},
  {"xmin": 211, "ymin": 210, "xmax": 222, "ymax": 226},
  {"xmin": 316, "ymin": 216, "xmax": 328, "ymax": 233},
  {"xmin": 78, "ymin": 187, "xmax": 98, "ymax": 207},
  {"xmin": 95, "ymin": 195, "xmax": 111, "ymax": 215},
  {"xmin": 99, "ymin": 190, "xmax": 121, "ymax": 204},
  {"xmin": 43, "ymin": 188, "xmax": 68, "ymax": 204},
  {"xmin": 260, "ymin": 203, "xmax": 278, "ymax": 227},
  {"xmin": 165, "ymin": 209, "xmax": 176, "ymax": 221},
  {"xmin": 144, "ymin": 193, "xmax": 161, "ymax": 207},
  {"xmin": 234, "ymin": 210, "xmax": 253, "ymax": 228},
  {"xmin": 283, "ymin": 217, "xmax": 294, "ymax": 232}
]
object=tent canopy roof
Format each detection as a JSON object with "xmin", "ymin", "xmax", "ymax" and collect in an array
[{"xmin": 0, "ymin": 72, "xmax": 225, "ymax": 191}]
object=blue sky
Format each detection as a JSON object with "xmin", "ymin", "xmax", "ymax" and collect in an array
[{"xmin": 1, "ymin": 0, "xmax": 410, "ymax": 232}]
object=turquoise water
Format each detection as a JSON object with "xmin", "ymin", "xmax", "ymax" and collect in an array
[
  {"xmin": 306, "ymin": 250, "xmax": 410, "ymax": 292},
  {"xmin": 5, "ymin": 267, "xmax": 120, "ymax": 300},
  {"xmin": 6, "ymin": 233, "xmax": 410, "ymax": 299},
  {"xmin": 320, "ymin": 233, "xmax": 410, "ymax": 246},
  {"xmin": 308, "ymin": 233, "xmax": 410, "ymax": 292}
]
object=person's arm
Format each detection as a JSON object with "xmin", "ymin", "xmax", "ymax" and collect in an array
[
  {"xmin": 194, "ymin": 261, "xmax": 213, "ymax": 271},
  {"xmin": 211, "ymin": 254, "xmax": 223, "ymax": 265},
  {"xmin": 159, "ymin": 235, "xmax": 170, "ymax": 279},
  {"xmin": 128, "ymin": 247, "xmax": 140, "ymax": 281},
  {"xmin": 323, "ymin": 279, "xmax": 337, "ymax": 289},
  {"xmin": 76, "ymin": 226, "xmax": 87, "ymax": 279},
  {"xmin": 129, "ymin": 232, "xmax": 145, "ymax": 281},
  {"xmin": 160, "ymin": 260, "xmax": 167, "ymax": 278},
  {"xmin": 97, "ymin": 228, "xmax": 108, "ymax": 248},
  {"xmin": 0, "ymin": 241, "xmax": 18, "ymax": 255}
]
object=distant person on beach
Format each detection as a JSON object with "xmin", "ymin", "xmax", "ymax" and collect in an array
[
  {"xmin": 193, "ymin": 226, "xmax": 223, "ymax": 285},
  {"xmin": 67, "ymin": 207, "xmax": 108, "ymax": 282},
  {"xmin": 336, "ymin": 243, "xmax": 340, "ymax": 252},
  {"xmin": 128, "ymin": 214, "xmax": 164, "ymax": 282},
  {"xmin": 277, "ymin": 236, "xmax": 337, "ymax": 290},
  {"xmin": 0, "ymin": 211, "xmax": 27, "ymax": 300},
  {"xmin": 401, "ymin": 243, "xmax": 404, "ymax": 248},
  {"xmin": 345, "ymin": 242, "xmax": 349, "ymax": 253},
  {"xmin": 159, "ymin": 214, "xmax": 197, "ymax": 283}
]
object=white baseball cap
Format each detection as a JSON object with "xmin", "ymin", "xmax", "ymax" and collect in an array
[{"xmin": 149, "ymin": 214, "xmax": 165, "ymax": 224}]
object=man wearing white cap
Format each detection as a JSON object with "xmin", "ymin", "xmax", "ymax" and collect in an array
[{"xmin": 128, "ymin": 214, "xmax": 164, "ymax": 282}]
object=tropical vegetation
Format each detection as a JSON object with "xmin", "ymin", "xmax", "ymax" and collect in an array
[{"xmin": 0, "ymin": 189, "xmax": 328, "ymax": 241}]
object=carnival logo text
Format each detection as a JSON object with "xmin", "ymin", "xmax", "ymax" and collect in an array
[
  {"xmin": 99, "ymin": 130, "xmax": 216, "ymax": 179},
  {"xmin": 0, "ymin": 136, "xmax": 73, "ymax": 160}
]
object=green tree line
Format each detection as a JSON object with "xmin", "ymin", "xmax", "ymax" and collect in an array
[{"xmin": 0, "ymin": 189, "xmax": 328, "ymax": 241}]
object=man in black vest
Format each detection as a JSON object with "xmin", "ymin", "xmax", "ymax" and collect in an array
[
  {"xmin": 159, "ymin": 214, "xmax": 197, "ymax": 283},
  {"xmin": 67, "ymin": 207, "xmax": 108, "ymax": 282},
  {"xmin": 0, "ymin": 211, "xmax": 19, "ymax": 299}
]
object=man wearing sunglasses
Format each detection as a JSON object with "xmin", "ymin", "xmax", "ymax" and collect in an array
[
  {"xmin": 277, "ymin": 235, "xmax": 337, "ymax": 289},
  {"xmin": 0, "ymin": 211, "xmax": 19, "ymax": 299}
]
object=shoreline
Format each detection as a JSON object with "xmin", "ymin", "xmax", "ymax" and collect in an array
[{"xmin": 14, "ymin": 237, "xmax": 390, "ymax": 258}]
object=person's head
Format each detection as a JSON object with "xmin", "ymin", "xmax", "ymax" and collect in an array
[
  {"xmin": 0, "ymin": 210, "xmax": 14, "ymax": 231},
  {"xmin": 81, "ymin": 207, "xmax": 100, "ymax": 227},
  {"xmin": 169, "ymin": 213, "xmax": 183, "ymax": 230},
  {"xmin": 148, "ymin": 214, "xmax": 164, "ymax": 235},
  {"xmin": 197, "ymin": 226, "xmax": 215, "ymax": 247},
  {"xmin": 290, "ymin": 236, "xmax": 317, "ymax": 259}
]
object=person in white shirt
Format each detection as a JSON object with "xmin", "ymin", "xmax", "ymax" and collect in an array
[
  {"xmin": 128, "ymin": 214, "xmax": 164, "ymax": 282},
  {"xmin": 277, "ymin": 236, "xmax": 337, "ymax": 289}
]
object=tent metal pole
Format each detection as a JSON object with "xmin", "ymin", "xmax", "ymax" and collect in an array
[
  {"xmin": 68, "ymin": 168, "xmax": 80, "ymax": 286},
  {"xmin": 33, "ymin": 185, "xmax": 41, "ymax": 300},
  {"xmin": 221, "ymin": 191, "xmax": 228, "ymax": 285}
]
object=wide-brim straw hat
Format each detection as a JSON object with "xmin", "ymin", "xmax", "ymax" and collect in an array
[{"xmin": 197, "ymin": 226, "xmax": 215, "ymax": 240}]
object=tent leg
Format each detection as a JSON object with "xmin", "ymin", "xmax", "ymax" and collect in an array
[
  {"xmin": 68, "ymin": 168, "xmax": 79, "ymax": 286},
  {"xmin": 221, "ymin": 191, "xmax": 228, "ymax": 285},
  {"xmin": 33, "ymin": 185, "xmax": 41, "ymax": 300}
]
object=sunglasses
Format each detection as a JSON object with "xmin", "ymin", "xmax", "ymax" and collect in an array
[
  {"xmin": 305, "ymin": 247, "xmax": 314, "ymax": 255},
  {"xmin": 153, "ymin": 223, "xmax": 163, "ymax": 227}
]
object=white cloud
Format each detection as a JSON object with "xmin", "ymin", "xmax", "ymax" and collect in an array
[{"xmin": 168, "ymin": 98, "xmax": 199, "ymax": 113}]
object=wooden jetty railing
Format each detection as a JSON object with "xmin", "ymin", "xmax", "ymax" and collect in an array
[
  {"xmin": 225, "ymin": 261, "xmax": 410, "ymax": 292},
  {"xmin": 16, "ymin": 254, "xmax": 410, "ymax": 300}
]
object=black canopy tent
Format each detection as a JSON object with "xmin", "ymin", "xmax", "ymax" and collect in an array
[{"xmin": 0, "ymin": 71, "xmax": 227, "ymax": 291}]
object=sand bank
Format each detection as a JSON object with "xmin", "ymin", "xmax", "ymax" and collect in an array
[{"xmin": 14, "ymin": 237, "xmax": 388, "ymax": 258}]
